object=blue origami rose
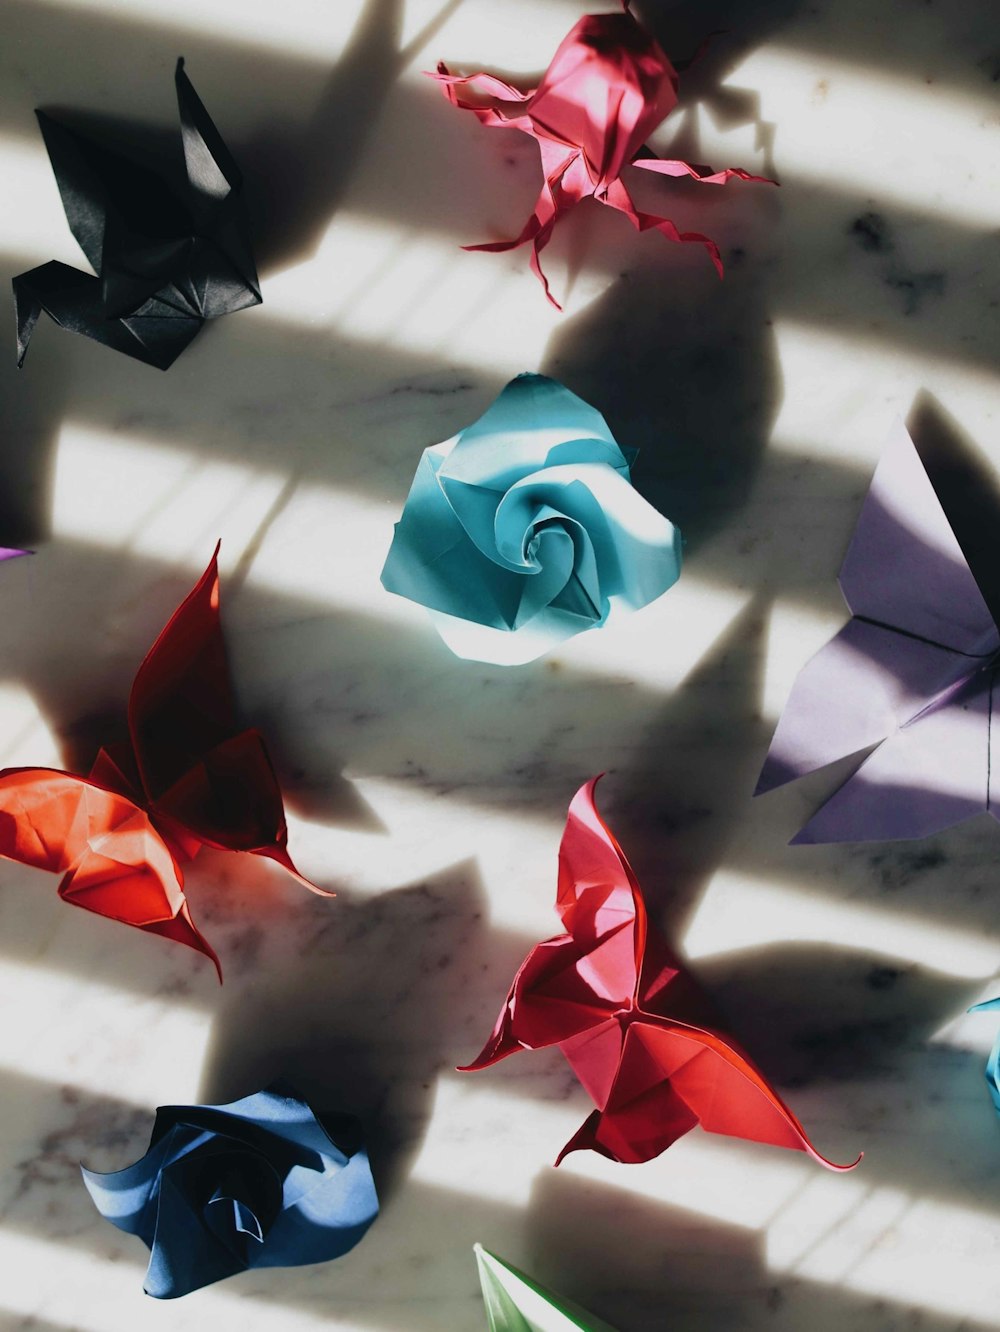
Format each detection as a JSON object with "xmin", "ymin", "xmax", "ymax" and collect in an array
[
  {"xmin": 81, "ymin": 1083, "xmax": 378, "ymax": 1298},
  {"xmin": 381, "ymin": 374, "xmax": 682, "ymax": 664}
]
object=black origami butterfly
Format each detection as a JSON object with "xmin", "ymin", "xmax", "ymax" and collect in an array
[{"xmin": 13, "ymin": 59, "xmax": 260, "ymax": 370}]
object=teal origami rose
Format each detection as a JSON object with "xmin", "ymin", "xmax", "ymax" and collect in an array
[{"xmin": 380, "ymin": 374, "xmax": 682, "ymax": 664}]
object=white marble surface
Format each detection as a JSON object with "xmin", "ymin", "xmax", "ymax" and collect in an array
[{"xmin": 1, "ymin": 0, "xmax": 1000, "ymax": 1328}]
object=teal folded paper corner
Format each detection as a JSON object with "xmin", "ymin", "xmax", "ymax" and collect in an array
[
  {"xmin": 475, "ymin": 1243, "xmax": 618, "ymax": 1331},
  {"xmin": 381, "ymin": 374, "xmax": 682, "ymax": 664},
  {"xmin": 969, "ymin": 997, "xmax": 1000, "ymax": 1114}
]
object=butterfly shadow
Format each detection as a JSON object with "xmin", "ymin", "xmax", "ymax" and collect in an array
[
  {"xmin": 539, "ymin": 183, "xmax": 782, "ymax": 559},
  {"xmin": 521, "ymin": 1136, "xmax": 1000, "ymax": 1332},
  {"xmin": 198, "ymin": 857, "xmax": 534, "ymax": 1207},
  {"xmin": 907, "ymin": 390, "xmax": 1000, "ymax": 624},
  {"xmin": 241, "ymin": 0, "xmax": 466, "ymax": 280}
]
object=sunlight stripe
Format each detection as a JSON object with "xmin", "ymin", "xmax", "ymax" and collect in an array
[{"xmin": 682, "ymin": 869, "xmax": 1000, "ymax": 978}]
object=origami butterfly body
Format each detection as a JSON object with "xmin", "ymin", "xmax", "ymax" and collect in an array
[
  {"xmin": 756, "ymin": 421, "xmax": 1000, "ymax": 844},
  {"xmin": 462, "ymin": 777, "xmax": 859, "ymax": 1171},
  {"xmin": 475, "ymin": 1244, "xmax": 618, "ymax": 1332},
  {"xmin": 432, "ymin": 2, "xmax": 772, "ymax": 307},
  {"xmin": 14, "ymin": 59, "xmax": 260, "ymax": 370},
  {"xmin": 0, "ymin": 547, "xmax": 324, "ymax": 978}
]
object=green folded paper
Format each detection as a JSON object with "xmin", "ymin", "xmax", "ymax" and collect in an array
[{"xmin": 476, "ymin": 1243, "xmax": 619, "ymax": 1332}]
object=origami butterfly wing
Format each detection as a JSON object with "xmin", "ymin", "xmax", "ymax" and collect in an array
[
  {"xmin": 757, "ymin": 422, "xmax": 999, "ymax": 840},
  {"xmin": 0, "ymin": 767, "xmax": 218, "ymax": 974},
  {"xmin": 127, "ymin": 546, "xmax": 322, "ymax": 891},
  {"xmin": 791, "ymin": 669, "xmax": 997, "ymax": 843},
  {"xmin": 559, "ymin": 776, "xmax": 702, "ymax": 1018},
  {"xmin": 460, "ymin": 777, "xmax": 651, "ymax": 1071},
  {"xmin": 556, "ymin": 1016, "xmax": 861, "ymax": 1171}
]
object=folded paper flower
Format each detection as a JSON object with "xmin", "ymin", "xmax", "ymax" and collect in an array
[
  {"xmin": 380, "ymin": 374, "xmax": 681, "ymax": 664},
  {"xmin": 968, "ymin": 998, "xmax": 1000, "ymax": 1115},
  {"xmin": 14, "ymin": 58, "xmax": 260, "ymax": 369},
  {"xmin": 462, "ymin": 777, "xmax": 860, "ymax": 1170},
  {"xmin": 475, "ymin": 1244, "xmax": 618, "ymax": 1332},
  {"xmin": 0, "ymin": 544, "xmax": 327, "ymax": 978},
  {"xmin": 431, "ymin": 1, "xmax": 772, "ymax": 307},
  {"xmin": 82, "ymin": 1083, "xmax": 378, "ymax": 1298},
  {"xmin": 756, "ymin": 420, "xmax": 1000, "ymax": 844}
]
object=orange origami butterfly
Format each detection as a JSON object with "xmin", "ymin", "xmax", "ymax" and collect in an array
[{"xmin": 0, "ymin": 546, "xmax": 328, "ymax": 979}]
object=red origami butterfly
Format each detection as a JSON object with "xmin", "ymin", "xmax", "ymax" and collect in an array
[
  {"xmin": 432, "ymin": 1, "xmax": 773, "ymax": 307},
  {"xmin": 0, "ymin": 545, "xmax": 328, "ymax": 980},
  {"xmin": 462, "ymin": 777, "xmax": 861, "ymax": 1171}
]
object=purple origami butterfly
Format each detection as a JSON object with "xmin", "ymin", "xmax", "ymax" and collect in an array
[{"xmin": 756, "ymin": 419, "xmax": 1000, "ymax": 843}]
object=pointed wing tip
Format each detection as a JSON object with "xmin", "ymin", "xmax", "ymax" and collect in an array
[
  {"xmin": 753, "ymin": 753, "xmax": 797, "ymax": 798},
  {"xmin": 189, "ymin": 929, "xmax": 223, "ymax": 982},
  {"xmin": 814, "ymin": 1148, "xmax": 863, "ymax": 1172},
  {"xmin": 267, "ymin": 846, "xmax": 334, "ymax": 898},
  {"xmin": 553, "ymin": 1139, "xmax": 581, "ymax": 1167},
  {"xmin": 456, "ymin": 1058, "xmax": 488, "ymax": 1073},
  {"xmin": 788, "ymin": 823, "xmax": 821, "ymax": 846},
  {"xmin": 302, "ymin": 879, "xmax": 336, "ymax": 899}
]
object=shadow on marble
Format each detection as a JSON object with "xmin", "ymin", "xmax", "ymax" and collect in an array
[
  {"xmin": 246, "ymin": 0, "xmax": 465, "ymax": 279},
  {"xmin": 2, "ymin": 1058, "xmax": 998, "ymax": 1332},
  {"xmin": 908, "ymin": 391, "xmax": 1000, "ymax": 622},
  {"xmin": 199, "ymin": 859, "xmax": 504, "ymax": 1204},
  {"xmin": 705, "ymin": 939, "xmax": 980, "ymax": 1089},
  {"xmin": 3, "ymin": 0, "xmax": 996, "ymax": 554},
  {"xmin": 541, "ymin": 237, "xmax": 781, "ymax": 555},
  {"xmin": 525, "ymin": 1166, "xmax": 1000, "ymax": 1332},
  {"xmin": 4, "ymin": 530, "xmax": 1000, "ymax": 1006}
]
